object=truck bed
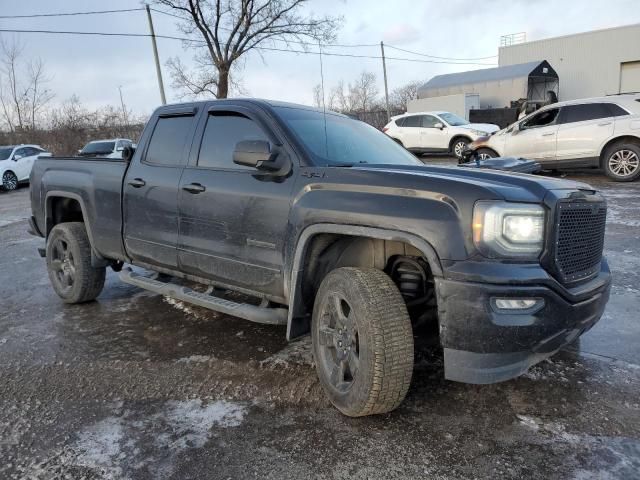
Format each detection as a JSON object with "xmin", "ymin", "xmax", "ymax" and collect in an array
[{"xmin": 30, "ymin": 156, "xmax": 128, "ymax": 261}]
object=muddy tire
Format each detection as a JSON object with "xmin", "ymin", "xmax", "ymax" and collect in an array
[
  {"xmin": 2, "ymin": 170, "xmax": 18, "ymax": 191},
  {"xmin": 311, "ymin": 267, "xmax": 414, "ymax": 417},
  {"xmin": 46, "ymin": 222, "xmax": 106, "ymax": 303},
  {"xmin": 602, "ymin": 141, "xmax": 640, "ymax": 182}
]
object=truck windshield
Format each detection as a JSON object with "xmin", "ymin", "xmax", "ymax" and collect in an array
[
  {"xmin": 439, "ymin": 112, "xmax": 469, "ymax": 126},
  {"xmin": 0, "ymin": 147, "xmax": 13, "ymax": 160},
  {"xmin": 80, "ymin": 141, "xmax": 115, "ymax": 155},
  {"xmin": 274, "ymin": 107, "xmax": 422, "ymax": 167}
]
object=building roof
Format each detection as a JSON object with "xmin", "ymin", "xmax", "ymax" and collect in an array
[{"xmin": 419, "ymin": 60, "xmax": 557, "ymax": 91}]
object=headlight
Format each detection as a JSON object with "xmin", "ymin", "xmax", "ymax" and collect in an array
[
  {"xmin": 470, "ymin": 129, "xmax": 487, "ymax": 136},
  {"xmin": 473, "ymin": 201, "xmax": 545, "ymax": 258}
]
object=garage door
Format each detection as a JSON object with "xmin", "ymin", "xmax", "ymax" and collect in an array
[{"xmin": 620, "ymin": 61, "xmax": 640, "ymax": 93}]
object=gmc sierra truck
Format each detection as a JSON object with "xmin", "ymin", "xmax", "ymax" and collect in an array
[{"xmin": 28, "ymin": 99, "xmax": 611, "ymax": 417}]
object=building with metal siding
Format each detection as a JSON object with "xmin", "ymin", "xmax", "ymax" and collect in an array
[{"xmin": 499, "ymin": 23, "xmax": 640, "ymax": 100}]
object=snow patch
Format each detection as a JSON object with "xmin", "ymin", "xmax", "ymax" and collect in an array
[{"xmin": 260, "ymin": 337, "xmax": 313, "ymax": 370}]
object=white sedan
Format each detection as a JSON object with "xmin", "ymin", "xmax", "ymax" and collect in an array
[
  {"xmin": 0, "ymin": 144, "xmax": 51, "ymax": 191},
  {"xmin": 383, "ymin": 111, "xmax": 499, "ymax": 159}
]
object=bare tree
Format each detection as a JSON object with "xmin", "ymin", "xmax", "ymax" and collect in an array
[
  {"xmin": 348, "ymin": 71, "xmax": 379, "ymax": 113},
  {"xmin": 0, "ymin": 38, "xmax": 53, "ymax": 131},
  {"xmin": 328, "ymin": 80, "xmax": 350, "ymax": 112},
  {"xmin": 154, "ymin": 0, "xmax": 341, "ymax": 99},
  {"xmin": 390, "ymin": 80, "xmax": 421, "ymax": 112},
  {"xmin": 312, "ymin": 83, "xmax": 323, "ymax": 108}
]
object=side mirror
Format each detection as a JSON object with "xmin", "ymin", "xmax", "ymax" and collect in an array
[
  {"xmin": 233, "ymin": 140, "xmax": 280, "ymax": 171},
  {"xmin": 115, "ymin": 146, "xmax": 124, "ymax": 152},
  {"xmin": 434, "ymin": 122, "xmax": 445, "ymax": 130},
  {"xmin": 122, "ymin": 145, "xmax": 135, "ymax": 163},
  {"xmin": 13, "ymin": 154, "xmax": 23, "ymax": 161}
]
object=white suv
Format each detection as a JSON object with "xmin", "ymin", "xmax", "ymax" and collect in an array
[
  {"xmin": 469, "ymin": 94, "xmax": 640, "ymax": 181},
  {"xmin": 383, "ymin": 111, "xmax": 499, "ymax": 159},
  {"xmin": 0, "ymin": 144, "xmax": 51, "ymax": 191},
  {"xmin": 78, "ymin": 138, "xmax": 134, "ymax": 159}
]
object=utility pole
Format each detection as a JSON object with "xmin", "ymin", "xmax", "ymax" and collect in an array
[
  {"xmin": 380, "ymin": 41, "xmax": 391, "ymax": 122},
  {"xmin": 145, "ymin": 4, "xmax": 166, "ymax": 105},
  {"xmin": 118, "ymin": 85, "xmax": 129, "ymax": 126}
]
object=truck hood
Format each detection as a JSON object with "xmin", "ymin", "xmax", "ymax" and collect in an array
[{"xmin": 349, "ymin": 164, "xmax": 594, "ymax": 203}]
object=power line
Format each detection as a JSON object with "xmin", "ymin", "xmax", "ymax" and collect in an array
[
  {"xmin": 0, "ymin": 7, "xmax": 498, "ymax": 61},
  {"xmin": 0, "ymin": 8, "xmax": 145, "ymax": 19},
  {"xmin": 0, "ymin": 28, "xmax": 497, "ymax": 65},
  {"xmin": 149, "ymin": 7, "xmax": 381, "ymax": 49},
  {"xmin": 386, "ymin": 44, "xmax": 498, "ymax": 61}
]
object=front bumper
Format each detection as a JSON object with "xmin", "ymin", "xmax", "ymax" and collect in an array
[{"xmin": 436, "ymin": 260, "xmax": 611, "ymax": 384}]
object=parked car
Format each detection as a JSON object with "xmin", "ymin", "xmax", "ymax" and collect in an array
[
  {"xmin": 468, "ymin": 94, "xmax": 640, "ymax": 181},
  {"xmin": 78, "ymin": 138, "xmax": 134, "ymax": 159},
  {"xmin": 29, "ymin": 99, "xmax": 610, "ymax": 416},
  {"xmin": 0, "ymin": 144, "xmax": 51, "ymax": 191},
  {"xmin": 383, "ymin": 111, "xmax": 499, "ymax": 159}
]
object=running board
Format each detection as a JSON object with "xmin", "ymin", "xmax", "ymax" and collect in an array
[{"xmin": 120, "ymin": 268, "xmax": 287, "ymax": 325}]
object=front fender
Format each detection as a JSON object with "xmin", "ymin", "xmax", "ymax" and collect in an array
[{"xmin": 285, "ymin": 223, "xmax": 445, "ymax": 340}]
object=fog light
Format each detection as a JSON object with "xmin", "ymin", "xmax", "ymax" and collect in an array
[{"xmin": 492, "ymin": 298, "xmax": 544, "ymax": 311}]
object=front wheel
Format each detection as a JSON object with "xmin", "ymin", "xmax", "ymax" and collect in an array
[
  {"xmin": 451, "ymin": 138, "xmax": 470, "ymax": 160},
  {"xmin": 603, "ymin": 142, "xmax": 640, "ymax": 182},
  {"xmin": 311, "ymin": 267, "xmax": 414, "ymax": 417},
  {"xmin": 46, "ymin": 222, "xmax": 106, "ymax": 303},
  {"xmin": 1, "ymin": 171, "xmax": 18, "ymax": 191},
  {"xmin": 476, "ymin": 148, "xmax": 497, "ymax": 160}
]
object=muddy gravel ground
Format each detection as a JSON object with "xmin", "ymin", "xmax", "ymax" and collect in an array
[{"xmin": 1, "ymin": 163, "xmax": 639, "ymax": 479}]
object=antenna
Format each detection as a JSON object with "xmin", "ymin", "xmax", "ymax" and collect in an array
[{"xmin": 318, "ymin": 40, "xmax": 329, "ymax": 161}]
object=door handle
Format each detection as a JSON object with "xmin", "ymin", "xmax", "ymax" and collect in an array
[
  {"xmin": 598, "ymin": 122, "xmax": 612, "ymax": 126},
  {"xmin": 182, "ymin": 183, "xmax": 206, "ymax": 194},
  {"xmin": 541, "ymin": 132, "xmax": 555, "ymax": 137},
  {"xmin": 128, "ymin": 178, "xmax": 146, "ymax": 188}
]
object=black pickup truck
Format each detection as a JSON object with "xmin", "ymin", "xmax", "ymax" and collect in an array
[{"xmin": 29, "ymin": 99, "xmax": 611, "ymax": 417}]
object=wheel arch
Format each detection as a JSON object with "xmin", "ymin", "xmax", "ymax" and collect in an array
[
  {"xmin": 286, "ymin": 224, "xmax": 443, "ymax": 340},
  {"xmin": 44, "ymin": 191, "xmax": 107, "ymax": 266},
  {"xmin": 599, "ymin": 135, "xmax": 640, "ymax": 166},
  {"xmin": 449, "ymin": 135, "xmax": 473, "ymax": 151}
]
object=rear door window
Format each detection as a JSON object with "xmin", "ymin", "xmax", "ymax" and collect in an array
[
  {"xmin": 145, "ymin": 115, "xmax": 194, "ymax": 166},
  {"xmin": 560, "ymin": 103, "xmax": 612, "ymax": 124},
  {"xmin": 403, "ymin": 115, "xmax": 423, "ymax": 128},
  {"xmin": 605, "ymin": 103, "xmax": 630, "ymax": 117}
]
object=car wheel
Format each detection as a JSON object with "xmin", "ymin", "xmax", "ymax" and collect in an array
[
  {"xmin": 452, "ymin": 138, "xmax": 470, "ymax": 159},
  {"xmin": 1, "ymin": 171, "xmax": 18, "ymax": 191},
  {"xmin": 476, "ymin": 148, "xmax": 497, "ymax": 160},
  {"xmin": 603, "ymin": 142, "xmax": 640, "ymax": 182},
  {"xmin": 311, "ymin": 267, "xmax": 414, "ymax": 417},
  {"xmin": 46, "ymin": 222, "xmax": 106, "ymax": 303}
]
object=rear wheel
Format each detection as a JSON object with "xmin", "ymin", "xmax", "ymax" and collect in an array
[
  {"xmin": 2, "ymin": 171, "xmax": 18, "ymax": 191},
  {"xmin": 451, "ymin": 138, "xmax": 470, "ymax": 160},
  {"xmin": 46, "ymin": 222, "xmax": 106, "ymax": 303},
  {"xmin": 311, "ymin": 267, "xmax": 414, "ymax": 417},
  {"xmin": 603, "ymin": 141, "xmax": 640, "ymax": 182},
  {"xmin": 476, "ymin": 148, "xmax": 498, "ymax": 160}
]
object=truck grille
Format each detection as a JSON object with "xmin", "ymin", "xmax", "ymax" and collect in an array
[{"xmin": 553, "ymin": 201, "xmax": 606, "ymax": 283}]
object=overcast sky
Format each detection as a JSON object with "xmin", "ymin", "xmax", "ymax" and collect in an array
[{"xmin": 2, "ymin": 0, "xmax": 639, "ymax": 116}]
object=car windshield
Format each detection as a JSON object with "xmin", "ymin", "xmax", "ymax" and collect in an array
[
  {"xmin": 274, "ymin": 107, "xmax": 422, "ymax": 167},
  {"xmin": 439, "ymin": 112, "xmax": 469, "ymax": 126},
  {"xmin": 80, "ymin": 141, "xmax": 115, "ymax": 155},
  {"xmin": 0, "ymin": 147, "xmax": 13, "ymax": 160}
]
